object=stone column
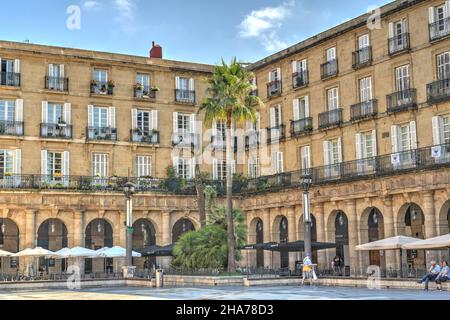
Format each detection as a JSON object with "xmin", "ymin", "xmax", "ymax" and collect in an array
[
  {"xmin": 423, "ymin": 191, "xmax": 438, "ymax": 263},
  {"xmin": 287, "ymin": 206, "xmax": 296, "ymax": 271},
  {"xmin": 271, "ymin": 207, "xmax": 281, "ymax": 269},
  {"xmin": 23, "ymin": 210, "xmax": 37, "ymax": 273},
  {"xmin": 159, "ymin": 211, "xmax": 171, "ymax": 268},
  {"xmin": 346, "ymin": 199, "xmax": 360, "ymax": 275},
  {"xmin": 315, "ymin": 202, "xmax": 327, "ymax": 269},
  {"xmin": 73, "ymin": 211, "xmax": 85, "ymax": 247},
  {"xmin": 383, "ymin": 196, "xmax": 398, "ymax": 271},
  {"xmin": 262, "ymin": 209, "xmax": 272, "ymax": 268}
]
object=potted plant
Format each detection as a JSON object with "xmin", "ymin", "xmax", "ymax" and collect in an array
[
  {"xmin": 150, "ymin": 86, "xmax": 160, "ymax": 92},
  {"xmin": 164, "ymin": 165, "xmax": 180, "ymax": 192},
  {"xmin": 107, "ymin": 80, "xmax": 115, "ymax": 88}
]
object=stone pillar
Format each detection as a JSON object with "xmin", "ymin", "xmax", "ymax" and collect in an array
[
  {"xmin": 159, "ymin": 211, "xmax": 171, "ymax": 268},
  {"xmin": 315, "ymin": 202, "xmax": 327, "ymax": 269},
  {"xmin": 287, "ymin": 206, "xmax": 296, "ymax": 271},
  {"xmin": 383, "ymin": 196, "xmax": 398, "ymax": 271},
  {"xmin": 262, "ymin": 209, "xmax": 272, "ymax": 268},
  {"xmin": 271, "ymin": 207, "xmax": 281, "ymax": 269},
  {"xmin": 423, "ymin": 191, "xmax": 438, "ymax": 263},
  {"xmin": 73, "ymin": 211, "xmax": 85, "ymax": 247},
  {"xmin": 23, "ymin": 210, "xmax": 37, "ymax": 273},
  {"xmin": 346, "ymin": 200, "xmax": 360, "ymax": 275}
]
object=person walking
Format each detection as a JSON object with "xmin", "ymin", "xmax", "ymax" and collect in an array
[
  {"xmin": 301, "ymin": 254, "xmax": 314, "ymax": 286},
  {"xmin": 332, "ymin": 255, "xmax": 343, "ymax": 276},
  {"xmin": 417, "ymin": 260, "xmax": 441, "ymax": 291},
  {"xmin": 435, "ymin": 261, "xmax": 449, "ymax": 291}
]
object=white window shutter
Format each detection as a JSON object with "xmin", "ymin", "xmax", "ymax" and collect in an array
[
  {"xmin": 391, "ymin": 125, "xmax": 399, "ymax": 153},
  {"xmin": 293, "ymin": 99, "xmax": 300, "ymax": 121},
  {"xmin": 212, "ymin": 120, "xmax": 218, "ymax": 138},
  {"xmin": 278, "ymin": 152, "xmax": 284, "ymax": 173},
  {"xmin": 303, "ymin": 146, "xmax": 311, "ymax": 169},
  {"xmin": 15, "ymin": 99, "xmax": 23, "ymax": 122},
  {"xmin": 190, "ymin": 114, "xmax": 196, "ymax": 133},
  {"xmin": 337, "ymin": 138, "xmax": 343, "ymax": 163},
  {"xmin": 402, "ymin": 19, "xmax": 408, "ymax": 32},
  {"xmin": 88, "ymin": 105, "xmax": 94, "ymax": 126},
  {"xmin": 248, "ymin": 158, "xmax": 253, "ymax": 177},
  {"xmin": 131, "ymin": 109, "xmax": 138, "ymax": 130},
  {"xmin": 304, "ymin": 96, "xmax": 310, "ymax": 118},
  {"xmin": 42, "ymin": 101, "xmax": 48, "ymax": 123},
  {"xmin": 190, "ymin": 157, "xmax": 196, "ymax": 179},
  {"xmin": 60, "ymin": 64, "xmax": 65, "ymax": 78},
  {"xmin": 63, "ymin": 151, "xmax": 70, "ymax": 176},
  {"xmin": 14, "ymin": 149, "xmax": 21, "ymax": 175},
  {"xmin": 446, "ymin": 1, "xmax": 450, "ymax": 18},
  {"xmin": 189, "ymin": 78, "xmax": 195, "ymax": 92},
  {"xmin": 109, "ymin": 107, "xmax": 116, "ymax": 128},
  {"xmin": 429, "ymin": 7, "xmax": 436, "ymax": 24},
  {"xmin": 432, "ymin": 116, "xmax": 442, "ymax": 145},
  {"xmin": 41, "ymin": 150, "xmax": 48, "ymax": 175},
  {"xmin": 175, "ymin": 76, "xmax": 180, "ymax": 89},
  {"xmin": 276, "ymin": 68, "xmax": 281, "ymax": 81},
  {"xmin": 372, "ymin": 130, "xmax": 378, "ymax": 157},
  {"xmin": 14, "ymin": 59, "xmax": 20, "ymax": 74},
  {"xmin": 173, "ymin": 156, "xmax": 179, "ymax": 174},
  {"xmin": 268, "ymin": 71, "xmax": 272, "ymax": 82},
  {"xmin": 323, "ymin": 141, "xmax": 330, "ymax": 166},
  {"xmin": 409, "ymin": 121, "xmax": 417, "ymax": 149},
  {"xmin": 48, "ymin": 64, "xmax": 54, "ymax": 77},
  {"xmin": 212, "ymin": 159, "xmax": 218, "ymax": 180},
  {"xmin": 64, "ymin": 103, "xmax": 71, "ymax": 125},
  {"xmin": 270, "ymin": 108, "xmax": 276, "ymax": 128},
  {"xmin": 151, "ymin": 110, "xmax": 158, "ymax": 130},
  {"xmin": 231, "ymin": 160, "xmax": 236, "ymax": 175},
  {"xmin": 292, "ymin": 60, "xmax": 298, "ymax": 74},
  {"xmin": 388, "ymin": 22, "xmax": 394, "ymax": 38},
  {"xmin": 355, "ymin": 133, "xmax": 363, "ymax": 160},
  {"xmin": 173, "ymin": 112, "xmax": 179, "ymax": 133}
]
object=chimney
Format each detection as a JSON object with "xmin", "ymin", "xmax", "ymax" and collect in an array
[{"xmin": 150, "ymin": 41, "xmax": 162, "ymax": 59}]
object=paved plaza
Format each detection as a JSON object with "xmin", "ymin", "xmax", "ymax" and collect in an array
[{"xmin": 0, "ymin": 285, "xmax": 449, "ymax": 300}]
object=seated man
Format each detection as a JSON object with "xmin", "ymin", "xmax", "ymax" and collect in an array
[
  {"xmin": 301, "ymin": 254, "xmax": 314, "ymax": 286},
  {"xmin": 417, "ymin": 260, "xmax": 441, "ymax": 291},
  {"xmin": 436, "ymin": 261, "xmax": 449, "ymax": 291}
]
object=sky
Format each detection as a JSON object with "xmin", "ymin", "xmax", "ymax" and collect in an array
[{"xmin": 0, "ymin": 0, "xmax": 392, "ymax": 65}]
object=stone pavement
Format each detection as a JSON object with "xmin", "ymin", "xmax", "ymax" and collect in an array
[{"xmin": 0, "ymin": 285, "xmax": 449, "ymax": 300}]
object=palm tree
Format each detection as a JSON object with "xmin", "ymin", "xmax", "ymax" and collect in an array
[{"xmin": 199, "ymin": 57, "xmax": 262, "ymax": 272}]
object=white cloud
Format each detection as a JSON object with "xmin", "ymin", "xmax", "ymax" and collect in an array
[
  {"xmin": 113, "ymin": 0, "xmax": 136, "ymax": 22},
  {"xmin": 83, "ymin": 0, "xmax": 100, "ymax": 10},
  {"xmin": 238, "ymin": 1, "xmax": 294, "ymax": 51}
]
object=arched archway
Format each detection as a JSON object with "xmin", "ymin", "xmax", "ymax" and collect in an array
[
  {"xmin": 0, "ymin": 218, "xmax": 19, "ymax": 273},
  {"xmin": 438, "ymin": 200, "xmax": 450, "ymax": 235},
  {"xmin": 132, "ymin": 219, "xmax": 156, "ymax": 270},
  {"xmin": 37, "ymin": 218, "xmax": 68, "ymax": 272},
  {"xmin": 327, "ymin": 211, "xmax": 349, "ymax": 266},
  {"xmin": 360, "ymin": 208, "xmax": 385, "ymax": 267},
  {"xmin": 172, "ymin": 219, "xmax": 195, "ymax": 243},
  {"xmin": 85, "ymin": 219, "xmax": 113, "ymax": 274}
]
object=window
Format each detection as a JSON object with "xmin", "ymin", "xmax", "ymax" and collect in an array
[
  {"xmin": 356, "ymin": 131, "xmax": 377, "ymax": 159},
  {"xmin": 399, "ymin": 125, "xmax": 411, "ymax": 151},
  {"xmin": 93, "ymin": 69, "xmax": 108, "ymax": 83},
  {"xmin": 395, "ymin": 65, "xmax": 410, "ymax": 91},
  {"xmin": 437, "ymin": 52, "xmax": 450, "ymax": 80},
  {"xmin": 391, "ymin": 122, "xmax": 417, "ymax": 154},
  {"xmin": 293, "ymin": 96, "xmax": 309, "ymax": 120},
  {"xmin": 47, "ymin": 152, "xmax": 63, "ymax": 180},
  {"xmin": 136, "ymin": 74, "xmax": 150, "ymax": 89},
  {"xmin": 327, "ymin": 88, "xmax": 339, "ymax": 110},
  {"xmin": 0, "ymin": 150, "xmax": 13, "ymax": 178},
  {"xmin": 269, "ymin": 69, "xmax": 280, "ymax": 82},
  {"xmin": 248, "ymin": 156, "xmax": 260, "ymax": 178},
  {"xmin": 216, "ymin": 121, "xmax": 226, "ymax": 141},
  {"xmin": 213, "ymin": 159, "xmax": 236, "ymax": 180},
  {"xmin": 443, "ymin": 116, "xmax": 450, "ymax": 144},
  {"xmin": 273, "ymin": 152, "xmax": 284, "ymax": 174},
  {"xmin": 326, "ymin": 47, "xmax": 336, "ymax": 62},
  {"xmin": 136, "ymin": 156, "xmax": 151, "ymax": 178},
  {"xmin": 92, "ymin": 107, "xmax": 109, "ymax": 128},
  {"xmin": 359, "ymin": 77, "xmax": 373, "ymax": 102},
  {"xmin": 0, "ymin": 59, "xmax": 14, "ymax": 73},
  {"xmin": 93, "ymin": 154, "xmax": 108, "ymax": 177},
  {"xmin": 324, "ymin": 138, "xmax": 342, "ymax": 165},
  {"xmin": 270, "ymin": 105, "xmax": 282, "ymax": 127},
  {"xmin": 300, "ymin": 146, "xmax": 311, "ymax": 173},
  {"xmin": 0, "ymin": 100, "xmax": 14, "ymax": 121},
  {"xmin": 177, "ymin": 113, "xmax": 192, "ymax": 133},
  {"xmin": 46, "ymin": 103, "xmax": 63, "ymax": 124},
  {"xmin": 176, "ymin": 158, "xmax": 192, "ymax": 180},
  {"xmin": 177, "ymin": 77, "xmax": 189, "ymax": 90}
]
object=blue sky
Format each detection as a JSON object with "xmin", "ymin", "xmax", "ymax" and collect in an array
[{"xmin": 0, "ymin": 0, "xmax": 392, "ymax": 65}]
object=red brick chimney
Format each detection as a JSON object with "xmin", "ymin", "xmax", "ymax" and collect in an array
[{"xmin": 150, "ymin": 41, "xmax": 162, "ymax": 59}]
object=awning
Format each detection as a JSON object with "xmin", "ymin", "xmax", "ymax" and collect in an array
[
  {"xmin": 139, "ymin": 244, "xmax": 174, "ymax": 257},
  {"xmin": 402, "ymin": 234, "xmax": 450, "ymax": 250},
  {"xmin": 356, "ymin": 236, "xmax": 419, "ymax": 251},
  {"xmin": 241, "ymin": 241, "xmax": 336, "ymax": 252}
]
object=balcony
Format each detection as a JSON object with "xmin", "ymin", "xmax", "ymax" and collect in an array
[
  {"xmin": 86, "ymin": 127, "xmax": 117, "ymax": 141},
  {"xmin": 90, "ymin": 81, "xmax": 114, "ymax": 95},
  {"xmin": 45, "ymin": 76, "xmax": 69, "ymax": 92},
  {"xmin": 352, "ymin": 46, "xmax": 372, "ymax": 69},
  {"xmin": 386, "ymin": 88, "xmax": 417, "ymax": 114},
  {"xmin": 350, "ymin": 100, "xmax": 378, "ymax": 122},
  {"xmin": 266, "ymin": 81, "xmax": 282, "ymax": 98},
  {"xmin": 266, "ymin": 125, "xmax": 286, "ymax": 144},
  {"xmin": 134, "ymin": 86, "xmax": 156, "ymax": 100},
  {"xmin": 318, "ymin": 109, "xmax": 343, "ymax": 130},
  {"xmin": 0, "ymin": 121, "xmax": 23, "ymax": 136},
  {"xmin": 40, "ymin": 123, "xmax": 72, "ymax": 139},
  {"xmin": 245, "ymin": 131, "xmax": 260, "ymax": 149},
  {"xmin": 320, "ymin": 60, "xmax": 338, "ymax": 80},
  {"xmin": 290, "ymin": 118, "xmax": 313, "ymax": 137},
  {"xmin": 172, "ymin": 132, "xmax": 198, "ymax": 147},
  {"xmin": 427, "ymin": 78, "xmax": 450, "ymax": 104},
  {"xmin": 388, "ymin": 33, "xmax": 410, "ymax": 55},
  {"xmin": 130, "ymin": 129, "xmax": 160, "ymax": 144},
  {"xmin": 175, "ymin": 89, "xmax": 195, "ymax": 104},
  {"xmin": 429, "ymin": 17, "xmax": 450, "ymax": 42},
  {"xmin": 292, "ymin": 71, "xmax": 308, "ymax": 89},
  {"xmin": 0, "ymin": 72, "xmax": 20, "ymax": 87}
]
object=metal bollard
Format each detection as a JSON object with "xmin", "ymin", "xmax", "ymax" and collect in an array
[{"xmin": 155, "ymin": 269, "xmax": 164, "ymax": 288}]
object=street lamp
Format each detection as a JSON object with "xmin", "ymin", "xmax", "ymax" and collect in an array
[
  {"xmin": 301, "ymin": 172, "xmax": 313, "ymax": 260},
  {"xmin": 124, "ymin": 181, "xmax": 136, "ymax": 270}
]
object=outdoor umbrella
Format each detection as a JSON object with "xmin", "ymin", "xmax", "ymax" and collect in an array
[
  {"xmin": 402, "ymin": 234, "xmax": 450, "ymax": 250},
  {"xmin": 12, "ymin": 247, "xmax": 58, "ymax": 277},
  {"xmin": 98, "ymin": 246, "xmax": 141, "ymax": 258},
  {"xmin": 139, "ymin": 244, "xmax": 174, "ymax": 257},
  {"xmin": 0, "ymin": 249, "xmax": 13, "ymax": 275}
]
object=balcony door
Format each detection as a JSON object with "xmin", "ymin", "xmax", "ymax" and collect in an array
[
  {"xmin": 391, "ymin": 122, "xmax": 417, "ymax": 167},
  {"xmin": 395, "ymin": 65, "xmax": 411, "ymax": 105},
  {"xmin": 355, "ymin": 131, "xmax": 377, "ymax": 174},
  {"xmin": 437, "ymin": 52, "xmax": 450, "ymax": 81},
  {"xmin": 358, "ymin": 34, "xmax": 370, "ymax": 62},
  {"xmin": 293, "ymin": 96, "xmax": 309, "ymax": 121},
  {"xmin": 324, "ymin": 139, "xmax": 342, "ymax": 178}
]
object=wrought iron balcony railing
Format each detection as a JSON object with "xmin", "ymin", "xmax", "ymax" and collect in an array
[
  {"xmin": 87, "ymin": 127, "xmax": 117, "ymax": 141},
  {"xmin": 429, "ymin": 17, "xmax": 450, "ymax": 42},
  {"xmin": 130, "ymin": 129, "xmax": 160, "ymax": 144},
  {"xmin": 267, "ymin": 81, "xmax": 282, "ymax": 98},
  {"xmin": 45, "ymin": 76, "xmax": 69, "ymax": 92},
  {"xmin": 0, "ymin": 121, "xmax": 23, "ymax": 136},
  {"xmin": 350, "ymin": 99, "xmax": 378, "ymax": 122},
  {"xmin": 266, "ymin": 125, "xmax": 286, "ymax": 144},
  {"xmin": 318, "ymin": 108, "xmax": 343, "ymax": 130},
  {"xmin": 321, "ymin": 60, "xmax": 338, "ymax": 79},
  {"xmin": 352, "ymin": 46, "xmax": 372, "ymax": 69},
  {"xmin": 0, "ymin": 72, "xmax": 20, "ymax": 87},
  {"xmin": 40, "ymin": 123, "xmax": 72, "ymax": 139},
  {"xmin": 290, "ymin": 118, "xmax": 313, "ymax": 137},
  {"xmin": 386, "ymin": 88, "xmax": 417, "ymax": 113},
  {"xmin": 134, "ymin": 86, "xmax": 156, "ymax": 99},
  {"xmin": 292, "ymin": 71, "xmax": 308, "ymax": 89},
  {"xmin": 427, "ymin": 78, "xmax": 450, "ymax": 104},
  {"xmin": 245, "ymin": 130, "xmax": 261, "ymax": 149},
  {"xmin": 91, "ymin": 81, "xmax": 114, "ymax": 95},
  {"xmin": 388, "ymin": 33, "xmax": 410, "ymax": 55},
  {"xmin": 172, "ymin": 132, "xmax": 199, "ymax": 147},
  {"xmin": 175, "ymin": 90, "xmax": 195, "ymax": 104}
]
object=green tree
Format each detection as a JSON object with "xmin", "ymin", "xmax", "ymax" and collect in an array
[{"xmin": 199, "ymin": 58, "xmax": 262, "ymax": 272}]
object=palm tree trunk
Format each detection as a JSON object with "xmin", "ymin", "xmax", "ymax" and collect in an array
[
  {"xmin": 195, "ymin": 162, "xmax": 206, "ymax": 228},
  {"xmin": 226, "ymin": 112, "xmax": 236, "ymax": 272}
]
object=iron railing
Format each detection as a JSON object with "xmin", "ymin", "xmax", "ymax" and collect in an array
[
  {"xmin": 350, "ymin": 99, "xmax": 378, "ymax": 122},
  {"xmin": 134, "ymin": 86, "xmax": 156, "ymax": 99},
  {"xmin": 172, "ymin": 132, "xmax": 199, "ymax": 147},
  {"xmin": 245, "ymin": 131, "xmax": 261, "ymax": 149},
  {"xmin": 318, "ymin": 108, "xmax": 343, "ymax": 129},
  {"xmin": 86, "ymin": 127, "xmax": 117, "ymax": 141},
  {"xmin": 352, "ymin": 46, "xmax": 372, "ymax": 69},
  {"xmin": 0, "ymin": 72, "xmax": 20, "ymax": 87},
  {"xmin": 90, "ymin": 81, "xmax": 114, "ymax": 95},
  {"xmin": 266, "ymin": 125, "xmax": 286, "ymax": 144},
  {"xmin": 40, "ymin": 123, "xmax": 72, "ymax": 139},
  {"xmin": 130, "ymin": 130, "xmax": 160, "ymax": 144},
  {"xmin": 427, "ymin": 78, "xmax": 450, "ymax": 104},
  {"xmin": 175, "ymin": 89, "xmax": 195, "ymax": 104},
  {"xmin": 386, "ymin": 88, "xmax": 417, "ymax": 113},
  {"xmin": 321, "ymin": 59, "xmax": 338, "ymax": 79},
  {"xmin": 45, "ymin": 76, "xmax": 69, "ymax": 91},
  {"xmin": 292, "ymin": 71, "xmax": 308, "ymax": 89},
  {"xmin": 388, "ymin": 32, "xmax": 410, "ymax": 55},
  {"xmin": 429, "ymin": 17, "xmax": 450, "ymax": 42},
  {"xmin": 290, "ymin": 118, "xmax": 313, "ymax": 137},
  {"xmin": 0, "ymin": 120, "xmax": 23, "ymax": 136},
  {"xmin": 266, "ymin": 80, "xmax": 282, "ymax": 98}
]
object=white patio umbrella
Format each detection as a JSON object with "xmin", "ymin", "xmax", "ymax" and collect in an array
[
  {"xmin": 356, "ymin": 236, "xmax": 419, "ymax": 251},
  {"xmin": 98, "ymin": 246, "xmax": 141, "ymax": 258},
  {"xmin": 65, "ymin": 247, "xmax": 100, "ymax": 258},
  {"xmin": 402, "ymin": 234, "xmax": 450, "ymax": 250},
  {"xmin": 12, "ymin": 247, "xmax": 57, "ymax": 257},
  {"xmin": 0, "ymin": 249, "xmax": 13, "ymax": 275}
]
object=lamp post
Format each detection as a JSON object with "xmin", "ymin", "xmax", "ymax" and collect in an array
[
  {"xmin": 124, "ymin": 181, "xmax": 136, "ymax": 272},
  {"xmin": 301, "ymin": 172, "xmax": 313, "ymax": 260}
]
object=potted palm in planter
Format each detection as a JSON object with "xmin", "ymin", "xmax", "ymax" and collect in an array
[{"xmin": 164, "ymin": 166, "xmax": 180, "ymax": 192}]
